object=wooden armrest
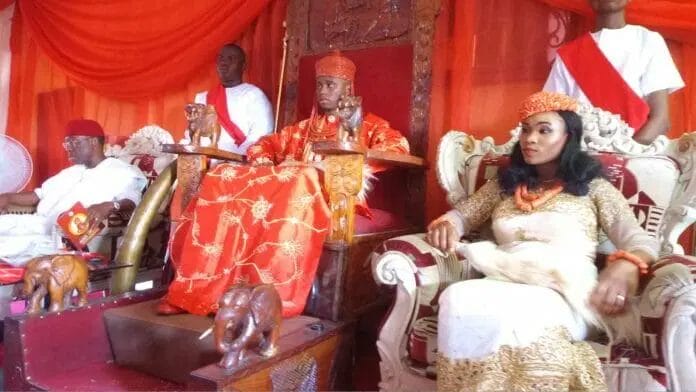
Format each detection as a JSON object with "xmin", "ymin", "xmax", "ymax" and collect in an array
[
  {"xmin": 366, "ymin": 150, "xmax": 426, "ymax": 169},
  {"xmin": 312, "ymin": 140, "xmax": 426, "ymax": 169},
  {"xmin": 161, "ymin": 144, "xmax": 246, "ymax": 162}
]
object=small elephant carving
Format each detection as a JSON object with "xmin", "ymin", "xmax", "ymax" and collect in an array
[
  {"xmin": 214, "ymin": 284, "xmax": 282, "ymax": 370},
  {"xmin": 23, "ymin": 254, "xmax": 89, "ymax": 314},
  {"xmin": 185, "ymin": 103, "xmax": 221, "ymax": 149}
]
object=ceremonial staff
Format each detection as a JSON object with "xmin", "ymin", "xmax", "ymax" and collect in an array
[{"xmin": 274, "ymin": 21, "xmax": 289, "ymax": 132}]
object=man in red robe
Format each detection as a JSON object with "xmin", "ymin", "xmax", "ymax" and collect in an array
[
  {"xmin": 246, "ymin": 52, "xmax": 409, "ymax": 165},
  {"xmin": 159, "ymin": 52, "xmax": 410, "ymax": 317}
]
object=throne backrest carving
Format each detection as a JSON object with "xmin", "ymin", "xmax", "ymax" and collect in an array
[
  {"xmin": 280, "ymin": 0, "xmax": 440, "ymax": 228},
  {"xmin": 437, "ymin": 103, "xmax": 696, "ymax": 255}
]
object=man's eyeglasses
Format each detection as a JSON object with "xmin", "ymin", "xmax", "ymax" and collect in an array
[{"xmin": 62, "ymin": 136, "xmax": 93, "ymax": 150}]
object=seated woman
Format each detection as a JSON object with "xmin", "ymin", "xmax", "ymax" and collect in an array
[{"xmin": 426, "ymin": 91, "xmax": 659, "ymax": 391}]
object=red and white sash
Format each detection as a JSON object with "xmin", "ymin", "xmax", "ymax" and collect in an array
[
  {"xmin": 558, "ymin": 33, "xmax": 650, "ymax": 132},
  {"xmin": 206, "ymin": 84, "xmax": 247, "ymax": 146}
]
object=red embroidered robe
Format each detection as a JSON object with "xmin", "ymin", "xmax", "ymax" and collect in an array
[{"xmin": 166, "ymin": 112, "xmax": 409, "ymax": 317}]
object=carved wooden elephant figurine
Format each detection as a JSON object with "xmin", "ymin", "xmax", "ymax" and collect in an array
[
  {"xmin": 213, "ymin": 284, "xmax": 282, "ymax": 370},
  {"xmin": 23, "ymin": 254, "xmax": 89, "ymax": 314}
]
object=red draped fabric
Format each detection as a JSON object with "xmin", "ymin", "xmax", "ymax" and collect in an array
[
  {"xmin": 167, "ymin": 164, "xmax": 330, "ymax": 317},
  {"xmin": 5, "ymin": 0, "xmax": 287, "ymax": 188},
  {"xmin": 425, "ymin": 0, "xmax": 696, "ymax": 224}
]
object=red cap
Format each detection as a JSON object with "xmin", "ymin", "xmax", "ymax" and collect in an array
[
  {"xmin": 315, "ymin": 51, "xmax": 356, "ymax": 81},
  {"xmin": 65, "ymin": 119, "xmax": 105, "ymax": 138}
]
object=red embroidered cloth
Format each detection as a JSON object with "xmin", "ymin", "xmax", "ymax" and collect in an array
[{"xmin": 166, "ymin": 164, "xmax": 331, "ymax": 317}]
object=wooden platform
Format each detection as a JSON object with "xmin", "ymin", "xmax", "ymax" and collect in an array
[{"xmin": 104, "ymin": 299, "xmax": 352, "ymax": 390}]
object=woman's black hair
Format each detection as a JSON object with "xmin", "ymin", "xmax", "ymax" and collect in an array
[{"xmin": 499, "ymin": 110, "xmax": 602, "ymax": 196}]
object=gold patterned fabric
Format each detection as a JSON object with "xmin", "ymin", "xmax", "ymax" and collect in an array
[
  {"xmin": 437, "ymin": 327, "xmax": 606, "ymax": 392},
  {"xmin": 454, "ymin": 178, "xmax": 650, "ymax": 251},
  {"xmin": 453, "ymin": 180, "xmax": 503, "ymax": 231}
]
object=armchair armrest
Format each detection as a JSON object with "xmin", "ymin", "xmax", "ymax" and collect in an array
[
  {"xmin": 638, "ymin": 255, "xmax": 696, "ymax": 391},
  {"xmin": 371, "ymin": 234, "xmax": 480, "ymax": 390},
  {"xmin": 160, "ymin": 143, "xmax": 245, "ymax": 162}
]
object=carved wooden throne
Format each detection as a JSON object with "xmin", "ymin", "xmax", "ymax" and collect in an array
[
  {"xmin": 371, "ymin": 104, "xmax": 696, "ymax": 391},
  {"xmin": 280, "ymin": 0, "xmax": 439, "ymax": 321}
]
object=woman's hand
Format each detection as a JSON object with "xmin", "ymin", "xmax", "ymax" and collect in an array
[
  {"xmin": 426, "ymin": 216, "xmax": 460, "ymax": 253},
  {"xmin": 590, "ymin": 259, "xmax": 640, "ymax": 316}
]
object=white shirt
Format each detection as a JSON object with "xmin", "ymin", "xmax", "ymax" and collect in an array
[
  {"xmin": 193, "ymin": 83, "xmax": 274, "ymax": 155},
  {"xmin": 0, "ymin": 157, "xmax": 147, "ymax": 265},
  {"xmin": 34, "ymin": 157, "xmax": 147, "ymax": 227},
  {"xmin": 544, "ymin": 25, "xmax": 684, "ymax": 102}
]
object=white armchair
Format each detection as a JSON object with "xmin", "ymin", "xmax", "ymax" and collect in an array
[{"xmin": 371, "ymin": 104, "xmax": 696, "ymax": 392}]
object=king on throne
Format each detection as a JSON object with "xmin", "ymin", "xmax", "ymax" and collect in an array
[{"xmin": 158, "ymin": 52, "xmax": 410, "ymax": 317}]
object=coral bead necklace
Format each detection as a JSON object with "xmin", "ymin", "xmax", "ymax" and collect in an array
[{"xmin": 514, "ymin": 181, "xmax": 564, "ymax": 212}]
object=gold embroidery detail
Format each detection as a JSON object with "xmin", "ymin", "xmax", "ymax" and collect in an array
[
  {"xmin": 251, "ymin": 197, "xmax": 273, "ymax": 221},
  {"xmin": 590, "ymin": 178, "xmax": 637, "ymax": 233},
  {"xmin": 454, "ymin": 180, "xmax": 503, "ymax": 231},
  {"xmin": 437, "ymin": 327, "xmax": 606, "ymax": 392},
  {"xmin": 493, "ymin": 190, "xmax": 598, "ymax": 242},
  {"xmin": 513, "ymin": 227, "xmax": 547, "ymax": 242},
  {"xmin": 220, "ymin": 167, "xmax": 237, "ymax": 181},
  {"xmin": 277, "ymin": 168, "xmax": 297, "ymax": 182}
]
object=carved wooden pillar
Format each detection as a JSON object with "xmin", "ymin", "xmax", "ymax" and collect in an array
[
  {"xmin": 323, "ymin": 154, "xmax": 364, "ymax": 243},
  {"xmin": 176, "ymin": 155, "xmax": 207, "ymax": 214}
]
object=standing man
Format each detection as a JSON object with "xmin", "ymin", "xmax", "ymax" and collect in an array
[
  {"xmin": 0, "ymin": 119, "xmax": 147, "ymax": 266},
  {"xmin": 190, "ymin": 43, "xmax": 274, "ymax": 155},
  {"xmin": 544, "ymin": 0, "xmax": 684, "ymax": 144}
]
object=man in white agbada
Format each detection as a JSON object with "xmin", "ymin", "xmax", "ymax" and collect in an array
[
  {"xmin": 544, "ymin": 0, "xmax": 684, "ymax": 144},
  {"xmin": 184, "ymin": 43, "xmax": 273, "ymax": 155},
  {"xmin": 0, "ymin": 119, "xmax": 147, "ymax": 266}
]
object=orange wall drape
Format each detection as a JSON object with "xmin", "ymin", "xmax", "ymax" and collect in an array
[
  {"xmin": 7, "ymin": 0, "xmax": 287, "ymax": 188},
  {"xmin": 425, "ymin": 0, "xmax": 696, "ymax": 222},
  {"xmin": 15, "ymin": 0, "xmax": 272, "ymax": 99},
  {"xmin": 426, "ymin": 0, "xmax": 476, "ymax": 221}
]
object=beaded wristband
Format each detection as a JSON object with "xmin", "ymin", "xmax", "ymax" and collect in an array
[{"xmin": 607, "ymin": 250, "xmax": 649, "ymax": 275}]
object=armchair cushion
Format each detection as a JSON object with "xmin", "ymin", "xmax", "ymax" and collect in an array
[{"xmin": 372, "ymin": 234, "xmax": 481, "ymax": 377}]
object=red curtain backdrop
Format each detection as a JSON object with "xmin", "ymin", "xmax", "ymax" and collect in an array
[
  {"xmin": 425, "ymin": 0, "xmax": 696, "ymax": 223},
  {"xmin": 5, "ymin": 0, "xmax": 287, "ymax": 187},
  {"xmin": 15, "ymin": 0, "xmax": 271, "ymax": 99}
]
